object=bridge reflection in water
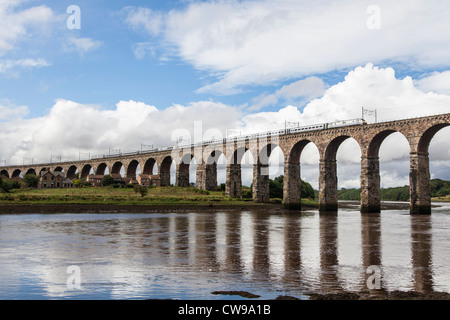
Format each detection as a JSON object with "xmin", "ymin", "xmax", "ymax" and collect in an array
[
  {"xmin": 1, "ymin": 208, "xmax": 446, "ymax": 299},
  {"xmin": 163, "ymin": 210, "xmax": 446, "ymax": 296}
]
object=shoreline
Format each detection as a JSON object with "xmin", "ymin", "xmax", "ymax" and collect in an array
[{"xmin": 0, "ymin": 200, "xmax": 424, "ymax": 214}]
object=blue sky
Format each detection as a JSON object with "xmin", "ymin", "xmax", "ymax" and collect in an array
[{"xmin": 1, "ymin": 0, "xmax": 450, "ymax": 187}]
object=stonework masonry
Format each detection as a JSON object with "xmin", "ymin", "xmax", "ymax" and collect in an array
[{"xmin": 1, "ymin": 113, "xmax": 449, "ymax": 214}]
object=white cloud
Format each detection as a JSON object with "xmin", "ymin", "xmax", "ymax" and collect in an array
[
  {"xmin": 0, "ymin": 58, "xmax": 49, "ymax": 74},
  {"xmin": 0, "ymin": 99, "xmax": 242, "ymax": 165},
  {"xmin": 126, "ymin": 0, "xmax": 450, "ymax": 94},
  {"xmin": 123, "ymin": 6, "xmax": 163, "ymax": 36},
  {"xmin": 0, "ymin": 102, "xmax": 29, "ymax": 120},
  {"xmin": 0, "ymin": 1, "xmax": 54, "ymax": 54},
  {"xmin": 249, "ymin": 77, "xmax": 326, "ymax": 111},
  {"xmin": 415, "ymin": 71, "xmax": 450, "ymax": 95},
  {"xmin": 64, "ymin": 37, "xmax": 102, "ymax": 55}
]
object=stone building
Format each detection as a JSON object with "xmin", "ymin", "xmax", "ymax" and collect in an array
[
  {"xmin": 87, "ymin": 175, "xmax": 104, "ymax": 187},
  {"xmin": 40, "ymin": 171, "xmax": 73, "ymax": 188},
  {"xmin": 137, "ymin": 174, "xmax": 161, "ymax": 187}
]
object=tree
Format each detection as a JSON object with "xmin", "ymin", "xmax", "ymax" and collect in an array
[
  {"xmin": 268, "ymin": 175, "xmax": 316, "ymax": 200},
  {"xmin": 138, "ymin": 186, "xmax": 148, "ymax": 197},
  {"xmin": 102, "ymin": 174, "xmax": 115, "ymax": 186},
  {"xmin": 22, "ymin": 174, "xmax": 40, "ymax": 188}
]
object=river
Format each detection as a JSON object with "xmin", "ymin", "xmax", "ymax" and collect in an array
[{"xmin": 0, "ymin": 203, "xmax": 449, "ymax": 300}]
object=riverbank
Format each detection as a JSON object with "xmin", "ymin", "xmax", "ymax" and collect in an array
[
  {"xmin": 0, "ymin": 186, "xmax": 445, "ymax": 214},
  {"xmin": 0, "ymin": 200, "xmax": 426, "ymax": 214}
]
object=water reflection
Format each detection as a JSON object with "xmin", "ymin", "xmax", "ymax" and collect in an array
[{"xmin": 0, "ymin": 208, "xmax": 449, "ymax": 299}]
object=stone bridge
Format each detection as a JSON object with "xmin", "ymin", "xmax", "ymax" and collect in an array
[{"xmin": 1, "ymin": 113, "xmax": 449, "ymax": 214}]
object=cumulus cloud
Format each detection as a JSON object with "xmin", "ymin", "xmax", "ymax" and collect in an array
[
  {"xmin": 0, "ymin": 99, "xmax": 242, "ymax": 165},
  {"xmin": 0, "ymin": 1, "xmax": 54, "ymax": 54},
  {"xmin": 123, "ymin": 0, "xmax": 450, "ymax": 95}
]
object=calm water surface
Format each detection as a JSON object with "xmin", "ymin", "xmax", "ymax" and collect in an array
[{"xmin": 0, "ymin": 203, "xmax": 449, "ymax": 300}]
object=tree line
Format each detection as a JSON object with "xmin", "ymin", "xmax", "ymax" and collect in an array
[{"xmin": 337, "ymin": 179, "xmax": 450, "ymax": 201}]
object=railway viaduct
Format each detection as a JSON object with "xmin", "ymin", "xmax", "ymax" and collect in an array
[{"xmin": 1, "ymin": 113, "xmax": 449, "ymax": 214}]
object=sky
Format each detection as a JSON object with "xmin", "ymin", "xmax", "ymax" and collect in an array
[{"xmin": 0, "ymin": 0, "xmax": 450, "ymax": 188}]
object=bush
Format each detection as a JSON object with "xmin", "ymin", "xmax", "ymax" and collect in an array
[
  {"xmin": 23, "ymin": 174, "xmax": 40, "ymax": 188},
  {"xmin": 102, "ymin": 175, "xmax": 115, "ymax": 186}
]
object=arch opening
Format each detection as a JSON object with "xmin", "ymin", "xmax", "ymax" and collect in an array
[
  {"xmin": 26, "ymin": 168, "xmax": 37, "ymax": 176},
  {"xmin": 284, "ymin": 140, "xmax": 319, "ymax": 210},
  {"xmin": 160, "ymin": 156, "xmax": 174, "ymax": 186},
  {"xmin": 80, "ymin": 164, "xmax": 94, "ymax": 180},
  {"xmin": 0, "ymin": 170, "xmax": 9, "ymax": 178},
  {"xmin": 320, "ymin": 135, "xmax": 361, "ymax": 211},
  {"xmin": 67, "ymin": 166, "xmax": 78, "ymax": 179},
  {"xmin": 203, "ymin": 150, "xmax": 226, "ymax": 191}
]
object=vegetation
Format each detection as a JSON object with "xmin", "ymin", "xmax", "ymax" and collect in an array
[
  {"xmin": 0, "ymin": 177, "xmax": 20, "ymax": 193},
  {"xmin": 337, "ymin": 179, "xmax": 450, "ymax": 201},
  {"xmin": 102, "ymin": 174, "xmax": 116, "ymax": 186},
  {"xmin": 268, "ymin": 175, "xmax": 316, "ymax": 200}
]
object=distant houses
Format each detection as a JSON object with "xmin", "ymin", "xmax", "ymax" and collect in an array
[
  {"xmin": 6, "ymin": 169, "xmax": 161, "ymax": 189},
  {"xmin": 86, "ymin": 175, "xmax": 104, "ymax": 187},
  {"xmin": 137, "ymin": 174, "xmax": 161, "ymax": 187},
  {"xmin": 86, "ymin": 173, "xmax": 161, "ymax": 187}
]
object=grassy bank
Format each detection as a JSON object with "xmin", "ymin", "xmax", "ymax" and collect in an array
[
  {"xmin": 0, "ymin": 186, "xmax": 318, "ymax": 207},
  {"xmin": 432, "ymin": 195, "xmax": 450, "ymax": 202}
]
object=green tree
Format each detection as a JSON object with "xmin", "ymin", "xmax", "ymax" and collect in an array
[
  {"xmin": 102, "ymin": 174, "xmax": 115, "ymax": 186},
  {"xmin": 268, "ymin": 175, "xmax": 316, "ymax": 199},
  {"xmin": 301, "ymin": 180, "xmax": 316, "ymax": 199},
  {"xmin": 138, "ymin": 186, "xmax": 148, "ymax": 197},
  {"xmin": 22, "ymin": 174, "xmax": 40, "ymax": 188}
]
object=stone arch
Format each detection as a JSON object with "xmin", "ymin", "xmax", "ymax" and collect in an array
[
  {"xmin": 177, "ymin": 153, "xmax": 194, "ymax": 187},
  {"xmin": 12, "ymin": 169, "xmax": 22, "ymax": 178},
  {"xmin": 418, "ymin": 123, "xmax": 450, "ymax": 154},
  {"xmin": 253, "ymin": 143, "xmax": 283, "ymax": 203},
  {"xmin": 95, "ymin": 163, "xmax": 108, "ymax": 175},
  {"xmin": 200, "ymin": 149, "xmax": 226, "ymax": 191},
  {"xmin": 54, "ymin": 166, "xmax": 63, "ymax": 172},
  {"xmin": 80, "ymin": 164, "xmax": 93, "ymax": 179},
  {"xmin": 111, "ymin": 161, "xmax": 124, "ymax": 176},
  {"xmin": 0, "ymin": 169, "xmax": 9, "ymax": 178},
  {"xmin": 67, "ymin": 165, "xmax": 78, "ymax": 179},
  {"xmin": 319, "ymin": 135, "xmax": 363, "ymax": 211},
  {"xmin": 26, "ymin": 168, "xmax": 37, "ymax": 175},
  {"xmin": 143, "ymin": 158, "xmax": 157, "ymax": 174},
  {"xmin": 126, "ymin": 160, "xmax": 140, "ymax": 179},
  {"xmin": 367, "ymin": 130, "xmax": 399, "ymax": 158},
  {"xmin": 225, "ymin": 146, "xmax": 255, "ymax": 198},
  {"xmin": 410, "ymin": 123, "xmax": 450, "ymax": 214},
  {"xmin": 361, "ymin": 130, "xmax": 409, "ymax": 213},
  {"xmin": 284, "ymin": 139, "xmax": 319, "ymax": 209},
  {"xmin": 160, "ymin": 156, "xmax": 174, "ymax": 186}
]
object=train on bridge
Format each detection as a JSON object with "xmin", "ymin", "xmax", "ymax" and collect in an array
[{"xmin": 91, "ymin": 118, "xmax": 368, "ymax": 159}]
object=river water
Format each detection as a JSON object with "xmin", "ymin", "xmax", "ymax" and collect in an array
[{"xmin": 0, "ymin": 203, "xmax": 449, "ymax": 300}]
